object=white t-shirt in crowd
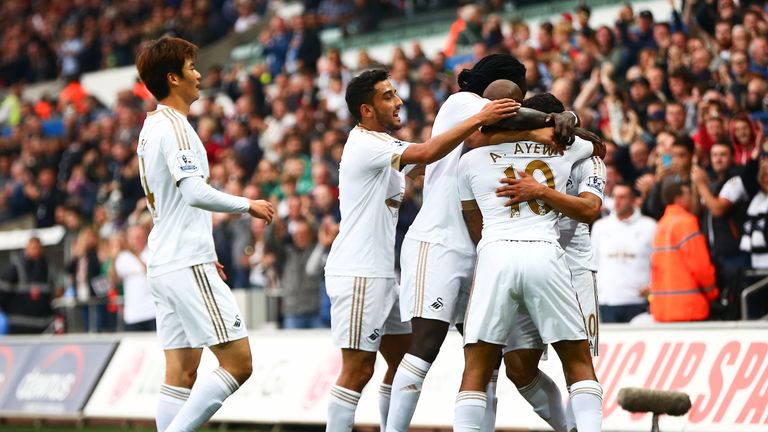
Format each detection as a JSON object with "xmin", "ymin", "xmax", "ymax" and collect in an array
[
  {"xmin": 137, "ymin": 105, "xmax": 218, "ymax": 277},
  {"xmin": 405, "ymin": 91, "xmax": 489, "ymax": 256},
  {"xmin": 458, "ymin": 137, "xmax": 593, "ymax": 251},
  {"xmin": 325, "ymin": 126, "xmax": 411, "ymax": 278},
  {"xmin": 719, "ymin": 175, "xmax": 748, "ymax": 204},
  {"xmin": 114, "ymin": 248, "xmax": 156, "ymax": 324},
  {"xmin": 591, "ymin": 209, "xmax": 657, "ymax": 306},
  {"xmin": 558, "ymin": 156, "xmax": 607, "ymax": 272}
]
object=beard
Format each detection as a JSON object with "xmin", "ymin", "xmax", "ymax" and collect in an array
[{"xmin": 374, "ymin": 107, "xmax": 402, "ymax": 131}]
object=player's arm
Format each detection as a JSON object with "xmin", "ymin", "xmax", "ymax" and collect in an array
[
  {"xmin": 495, "ymin": 171, "xmax": 602, "ymax": 223},
  {"xmin": 178, "ymin": 177, "xmax": 274, "ymax": 222},
  {"xmin": 457, "ymin": 156, "xmax": 482, "ymax": 245},
  {"xmin": 466, "ymin": 127, "xmax": 556, "ymax": 150},
  {"xmin": 159, "ymin": 126, "xmax": 275, "ymax": 222},
  {"xmin": 492, "ymin": 108, "xmax": 582, "ymax": 149},
  {"xmin": 461, "ymin": 201, "xmax": 483, "ymax": 246},
  {"xmin": 398, "ymin": 99, "xmax": 519, "ymax": 166}
]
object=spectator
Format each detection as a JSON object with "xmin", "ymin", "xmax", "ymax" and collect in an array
[
  {"xmin": 592, "ymin": 183, "xmax": 656, "ymax": 323},
  {"xmin": 650, "ymin": 181, "xmax": 718, "ymax": 322},
  {"xmin": 692, "ymin": 143, "xmax": 750, "ymax": 319},
  {"xmin": 0, "ymin": 237, "xmax": 55, "ymax": 334},
  {"xmin": 307, "ymin": 216, "xmax": 339, "ymax": 327},
  {"xmin": 67, "ymin": 226, "xmax": 110, "ymax": 332},
  {"xmin": 266, "ymin": 219, "xmax": 323, "ymax": 329},
  {"xmin": 112, "ymin": 224, "xmax": 156, "ymax": 331},
  {"xmin": 641, "ymin": 135, "xmax": 696, "ymax": 220}
]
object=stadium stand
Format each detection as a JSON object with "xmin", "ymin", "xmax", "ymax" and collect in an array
[
  {"xmin": 0, "ymin": 0, "xmax": 768, "ymax": 332},
  {"xmin": 0, "ymin": 0, "xmax": 768, "ymax": 429}
]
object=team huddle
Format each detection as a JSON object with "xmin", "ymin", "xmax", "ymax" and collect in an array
[
  {"xmin": 134, "ymin": 34, "xmax": 603, "ymax": 432},
  {"xmin": 324, "ymin": 55, "xmax": 607, "ymax": 432}
]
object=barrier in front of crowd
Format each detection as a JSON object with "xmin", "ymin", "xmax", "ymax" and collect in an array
[{"xmin": 1, "ymin": 322, "xmax": 766, "ymax": 431}]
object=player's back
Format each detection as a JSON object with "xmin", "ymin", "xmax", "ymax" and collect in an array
[
  {"xmin": 459, "ymin": 138, "xmax": 593, "ymax": 250},
  {"xmin": 137, "ymin": 107, "xmax": 217, "ymax": 277},
  {"xmin": 405, "ymin": 91, "xmax": 489, "ymax": 255}
]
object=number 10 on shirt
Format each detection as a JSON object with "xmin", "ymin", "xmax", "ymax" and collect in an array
[{"xmin": 503, "ymin": 160, "xmax": 556, "ymax": 218}]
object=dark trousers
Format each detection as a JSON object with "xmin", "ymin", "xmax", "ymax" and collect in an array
[{"xmin": 599, "ymin": 303, "xmax": 648, "ymax": 323}]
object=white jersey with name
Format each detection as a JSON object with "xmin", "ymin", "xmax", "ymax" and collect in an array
[
  {"xmin": 325, "ymin": 126, "xmax": 411, "ymax": 278},
  {"xmin": 405, "ymin": 92, "xmax": 489, "ymax": 256},
  {"xmin": 137, "ymin": 105, "xmax": 216, "ymax": 277},
  {"xmin": 458, "ymin": 137, "xmax": 593, "ymax": 251},
  {"xmin": 558, "ymin": 156, "xmax": 607, "ymax": 272}
]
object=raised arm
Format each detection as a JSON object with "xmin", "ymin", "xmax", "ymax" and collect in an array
[{"xmin": 399, "ymin": 99, "xmax": 519, "ymax": 165}]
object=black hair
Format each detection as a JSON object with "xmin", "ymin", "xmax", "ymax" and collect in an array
[
  {"xmin": 521, "ymin": 93, "xmax": 565, "ymax": 114},
  {"xmin": 672, "ymin": 134, "xmax": 695, "ymax": 155},
  {"xmin": 457, "ymin": 54, "xmax": 527, "ymax": 96},
  {"xmin": 662, "ymin": 179, "xmax": 688, "ymax": 206},
  {"xmin": 345, "ymin": 69, "xmax": 389, "ymax": 123},
  {"xmin": 614, "ymin": 181, "xmax": 638, "ymax": 196}
]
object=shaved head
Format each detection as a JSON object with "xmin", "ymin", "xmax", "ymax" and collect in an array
[{"xmin": 483, "ymin": 79, "xmax": 524, "ymax": 102}]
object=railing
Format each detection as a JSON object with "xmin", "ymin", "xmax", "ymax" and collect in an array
[{"xmin": 741, "ymin": 268, "xmax": 768, "ymax": 320}]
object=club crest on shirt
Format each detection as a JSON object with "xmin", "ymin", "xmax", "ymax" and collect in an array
[
  {"xmin": 177, "ymin": 151, "xmax": 199, "ymax": 173},
  {"xmin": 586, "ymin": 176, "xmax": 605, "ymax": 194}
]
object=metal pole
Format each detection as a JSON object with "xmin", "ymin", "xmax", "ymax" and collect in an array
[{"xmin": 651, "ymin": 413, "xmax": 660, "ymax": 432}]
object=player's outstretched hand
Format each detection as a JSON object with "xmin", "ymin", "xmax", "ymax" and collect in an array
[
  {"xmin": 476, "ymin": 99, "xmax": 520, "ymax": 126},
  {"xmin": 495, "ymin": 169, "xmax": 545, "ymax": 206},
  {"xmin": 249, "ymin": 199, "xmax": 275, "ymax": 223}
]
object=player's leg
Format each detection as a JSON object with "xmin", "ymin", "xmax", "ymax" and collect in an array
[
  {"xmin": 503, "ymin": 348, "xmax": 567, "ymax": 432},
  {"xmin": 455, "ymin": 342, "xmax": 501, "ymax": 432},
  {"xmin": 552, "ymin": 340, "xmax": 601, "ymax": 432},
  {"xmin": 502, "ymin": 302, "xmax": 567, "ymax": 432},
  {"xmin": 326, "ymin": 276, "xmax": 393, "ymax": 432},
  {"xmin": 530, "ymin": 248, "xmax": 601, "ymax": 432},
  {"xmin": 563, "ymin": 269, "xmax": 600, "ymax": 431},
  {"xmin": 455, "ymin": 243, "xmax": 513, "ymax": 432},
  {"xmin": 150, "ymin": 269, "xmax": 197, "ymax": 431},
  {"xmin": 164, "ymin": 263, "xmax": 252, "ymax": 432},
  {"xmin": 388, "ymin": 240, "xmax": 468, "ymax": 432},
  {"xmin": 157, "ymin": 348, "xmax": 200, "ymax": 431},
  {"xmin": 379, "ymin": 333, "xmax": 410, "ymax": 431}
]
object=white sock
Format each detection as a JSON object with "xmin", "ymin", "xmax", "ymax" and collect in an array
[
  {"xmin": 454, "ymin": 391, "xmax": 487, "ymax": 432},
  {"xmin": 565, "ymin": 385, "xmax": 576, "ymax": 432},
  {"xmin": 165, "ymin": 368, "xmax": 239, "ymax": 432},
  {"xmin": 385, "ymin": 354, "xmax": 431, "ymax": 432},
  {"xmin": 479, "ymin": 370, "xmax": 498, "ymax": 432},
  {"xmin": 327, "ymin": 385, "xmax": 361, "ymax": 432},
  {"xmin": 517, "ymin": 372, "xmax": 567, "ymax": 432},
  {"xmin": 570, "ymin": 380, "xmax": 603, "ymax": 432},
  {"xmin": 379, "ymin": 384, "xmax": 392, "ymax": 431},
  {"xmin": 156, "ymin": 384, "xmax": 190, "ymax": 431}
]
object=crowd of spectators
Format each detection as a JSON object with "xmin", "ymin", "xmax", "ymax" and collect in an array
[{"xmin": 2, "ymin": 0, "xmax": 768, "ymax": 333}]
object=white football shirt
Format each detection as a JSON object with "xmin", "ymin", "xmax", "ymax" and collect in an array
[
  {"xmin": 137, "ymin": 105, "xmax": 217, "ymax": 277},
  {"xmin": 324, "ymin": 126, "xmax": 411, "ymax": 278},
  {"xmin": 405, "ymin": 92, "xmax": 489, "ymax": 256},
  {"xmin": 458, "ymin": 137, "xmax": 593, "ymax": 251},
  {"xmin": 558, "ymin": 156, "xmax": 607, "ymax": 272}
]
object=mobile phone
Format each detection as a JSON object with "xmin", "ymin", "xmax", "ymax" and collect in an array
[{"xmin": 661, "ymin": 154, "xmax": 672, "ymax": 168}]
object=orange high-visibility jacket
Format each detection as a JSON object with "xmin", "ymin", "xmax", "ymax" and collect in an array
[{"xmin": 650, "ymin": 204, "xmax": 718, "ymax": 322}]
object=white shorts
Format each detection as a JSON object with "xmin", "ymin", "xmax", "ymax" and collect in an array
[
  {"xmin": 502, "ymin": 269, "xmax": 599, "ymax": 357},
  {"xmin": 150, "ymin": 263, "xmax": 248, "ymax": 349},
  {"xmin": 463, "ymin": 240, "xmax": 587, "ymax": 347},
  {"xmin": 399, "ymin": 238, "xmax": 474, "ymax": 324},
  {"xmin": 326, "ymin": 276, "xmax": 411, "ymax": 352}
]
